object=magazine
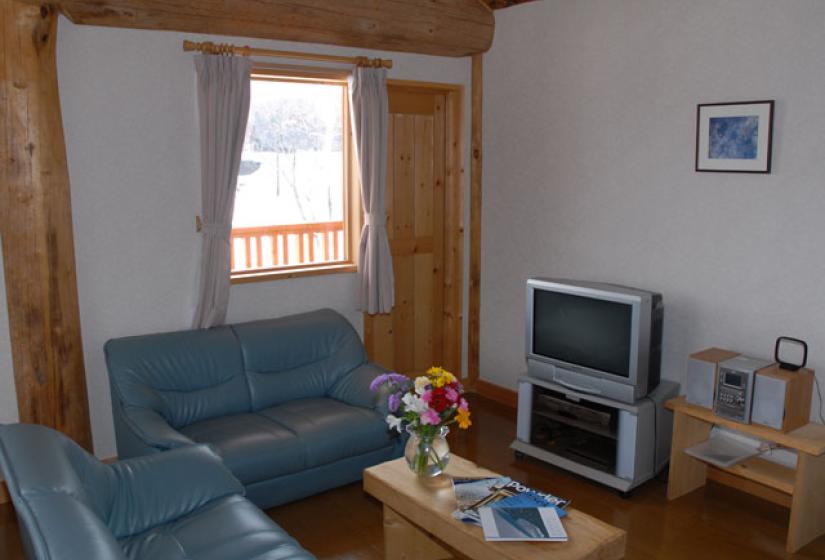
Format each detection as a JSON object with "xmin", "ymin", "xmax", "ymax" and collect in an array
[
  {"xmin": 479, "ymin": 506, "xmax": 568, "ymax": 542},
  {"xmin": 452, "ymin": 477, "xmax": 512, "ymax": 511},
  {"xmin": 452, "ymin": 477, "xmax": 570, "ymax": 526}
]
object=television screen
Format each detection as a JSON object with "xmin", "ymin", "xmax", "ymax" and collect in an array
[{"xmin": 533, "ymin": 289, "xmax": 633, "ymax": 378}]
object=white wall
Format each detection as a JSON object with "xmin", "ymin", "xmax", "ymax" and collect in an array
[
  {"xmin": 481, "ymin": 0, "xmax": 825, "ymax": 421},
  {"xmin": 0, "ymin": 17, "xmax": 471, "ymax": 457}
]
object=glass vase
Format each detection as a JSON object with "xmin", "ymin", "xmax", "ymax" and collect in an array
[{"xmin": 405, "ymin": 425, "xmax": 450, "ymax": 477}]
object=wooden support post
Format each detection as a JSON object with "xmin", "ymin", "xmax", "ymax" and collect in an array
[
  {"xmin": 666, "ymin": 410, "xmax": 712, "ymax": 500},
  {"xmin": 787, "ymin": 451, "xmax": 825, "ymax": 553},
  {"xmin": 383, "ymin": 505, "xmax": 453, "ymax": 560},
  {"xmin": 0, "ymin": 1, "xmax": 92, "ymax": 451},
  {"xmin": 467, "ymin": 54, "xmax": 483, "ymax": 386}
]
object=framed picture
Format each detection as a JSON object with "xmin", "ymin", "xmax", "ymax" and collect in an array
[{"xmin": 695, "ymin": 100, "xmax": 774, "ymax": 173}]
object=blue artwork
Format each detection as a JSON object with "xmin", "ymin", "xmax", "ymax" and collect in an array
[{"xmin": 708, "ymin": 116, "xmax": 759, "ymax": 159}]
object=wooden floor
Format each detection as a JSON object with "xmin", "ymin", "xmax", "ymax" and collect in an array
[{"xmin": 3, "ymin": 394, "xmax": 825, "ymax": 559}]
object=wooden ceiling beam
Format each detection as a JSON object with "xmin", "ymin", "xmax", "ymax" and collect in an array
[
  {"xmin": 484, "ymin": 0, "xmax": 539, "ymax": 9},
  {"xmin": 36, "ymin": 0, "xmax": 495, "ymax": 57}
]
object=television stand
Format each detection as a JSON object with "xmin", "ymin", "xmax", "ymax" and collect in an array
[{"xmin": 511, "ymin": 375, "xmax": 679, "ymax": 492}]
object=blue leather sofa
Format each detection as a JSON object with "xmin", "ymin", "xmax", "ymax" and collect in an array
[
  {"xmin": 0, "ymin": 423, "xmax": 314, "ymax": 560},
  {"xmin": 105, "ymin": 308, "xmax": 403, "ymax": 510}
]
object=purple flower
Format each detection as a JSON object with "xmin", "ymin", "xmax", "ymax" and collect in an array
[
  {"xmin": 369, "ymin": 374, "xmax": 391, "ymax": 392},
  {"xmin": 388, "ymin": 392, "xmax": 402, "ymax": 412},
  {"xmin": 370, "ymin": 372, "xmax": 412, "ymax": 392}
]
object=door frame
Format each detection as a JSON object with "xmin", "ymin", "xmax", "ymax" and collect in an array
[{"xmin": 364, "ymin": 79, "xmax": 465, "ymax": 380}]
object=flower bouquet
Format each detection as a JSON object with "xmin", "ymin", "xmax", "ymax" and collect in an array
[{"xmin": 371, "ymin": 367, "xmax": 471, "ymax": 477}]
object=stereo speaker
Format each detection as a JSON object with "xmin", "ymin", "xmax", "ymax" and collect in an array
[
  {"xmin": 686, "ymin": 348, "xmax": 740, "ymax": 409},
  {"xmin": 752, "ymin": 365, "xmax": 814, "ymax": 432}
]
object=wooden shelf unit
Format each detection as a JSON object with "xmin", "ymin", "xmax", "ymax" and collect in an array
[{"xmin": 666, "ymin": 396, "xmax": 825, "ymax": 553}]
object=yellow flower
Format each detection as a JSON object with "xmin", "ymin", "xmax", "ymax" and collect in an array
[
  {"xmin": 428, "ymin": 366, "xmax": 456, "ymax": 388},
  {"xmin": 456, "ymin": 407, "xmax": 472, "ymax": 430}
]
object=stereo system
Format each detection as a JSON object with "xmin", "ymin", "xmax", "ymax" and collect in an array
[
  {"xmin": 685, "ymin": 347, "xmax": 815, "ymax": 432},
  {"xmin": 714, "ymin": 356, "xmax": 774, "ymax": 423}
]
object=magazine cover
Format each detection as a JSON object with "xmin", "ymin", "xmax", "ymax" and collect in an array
[
  {"xmin": 452, "ymin": 477, "xmax": 569, "ymax": 525},
  {"xmin": 452, "ymin": 477, "xmax": 512, "ymax": 511},
  {"xmin": 496, "ymin": 480, "xmax": 571, "ymax": 510},
  {"xmin": 479, "ymin": 506, "xmax": 568, "ymax": 542}
]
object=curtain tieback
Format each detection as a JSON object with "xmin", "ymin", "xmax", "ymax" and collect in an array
[
  {"xmin": 200, "ymin": 222, "xmax": 232, "ymax": 238},
  {"xmin": 364, "ymin": 214, "xmax": 387, "ymax": 228}
]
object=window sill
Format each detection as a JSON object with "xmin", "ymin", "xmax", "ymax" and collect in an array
[{"xmin": 231, "ymin": 263, "xmax": 357, "ymax": 284}]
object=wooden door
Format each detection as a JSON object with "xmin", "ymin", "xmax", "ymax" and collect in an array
[{"xmin": 364, "ymin": 83, "xmax": 463, "ymax": 378}]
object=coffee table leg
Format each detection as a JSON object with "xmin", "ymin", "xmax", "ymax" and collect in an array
[{"xmin": 383, "ymin": 505, "xmax": 453, "ymax": 560}]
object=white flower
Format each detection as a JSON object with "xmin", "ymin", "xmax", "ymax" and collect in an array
[
  {"xmin": 402, "ymin": 392, "xmax": 429, "ymax": 414},
  {"xmin": 414, "ymin": 376, "xmax": 429, "ymax": 395},
  {"xmin": 385, "ymin": 414, "xmax": 403, "ymax": 433}
]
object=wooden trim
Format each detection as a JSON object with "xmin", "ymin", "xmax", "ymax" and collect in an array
[
  {"xmin": 468, "ymin": 54, "xmax": 483, "ymax": 383},
  {"xmin": 46, "ymin": 0, "xmax": 495, "ymax": 57},
  {"xmin": 388, "ymin": 79, "xmax": 464, "ymax": 94},
  {"xmin": 442, "ymin": 87, "xmax": 465, "ymax": 377},
  {"xmin": 707, "ymin": 468, "xmax": 792, "ymax": 508},
  {"xmin": 231, "ymin": 263, "xmax": 357, "ymax": 284},
  {"xmin": 1, "ymin": 1, "xmax": 92, "ymax": 451},
  {"xmin": 472, "ymin": 379, "xmax": 517, "ymax": 409}
]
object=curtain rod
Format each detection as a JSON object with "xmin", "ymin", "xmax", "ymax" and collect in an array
[{"xmin": 182, "ymin": 40, "xmax": 393, "ymax": 69}]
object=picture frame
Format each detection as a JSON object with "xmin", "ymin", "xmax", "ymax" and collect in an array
[{"xmin": 695, "ymin": 100, "xmax": 774, "ymax": 173}]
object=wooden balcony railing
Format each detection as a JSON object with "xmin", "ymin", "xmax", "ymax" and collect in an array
[{"xmin": 231, "ymin": 221, "xmax": 345, "ymax": 271}]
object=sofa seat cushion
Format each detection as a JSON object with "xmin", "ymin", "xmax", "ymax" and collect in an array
[
  {"xmin": 258, "ymin": 398, "xmax": 394, "ymax": 467},
  {"xmin": 180, "ymin": 414, "xmax": 304, "ymax": 485},
  {"xmin": 120, "ymin": 495, "xmax": 314, "ymax": 560}
]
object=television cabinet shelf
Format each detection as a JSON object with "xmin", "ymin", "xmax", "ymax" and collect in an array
[{"xmin": 666, "ymin": 396, "xmax": 825, "ymax": 553}]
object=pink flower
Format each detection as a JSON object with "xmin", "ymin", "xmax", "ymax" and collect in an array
[
  {"xmin": 458, "ymin": 398, "xmax": 469, "ymax": 411},
  {"xmin": 444, "ymin": 386, "xmax": 459, "ymax": 403},
  {"xmin": 420, "ymin": 408, "xmax": 441, "ymax": 425},
  {"xmin": 420, "ymin": 390, "xmax": 433, "ymax": 404}
]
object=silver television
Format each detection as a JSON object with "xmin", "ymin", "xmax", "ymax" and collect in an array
[{"xmin": 525, "ymin": 278, "xmax": 663, "ymax": 404}]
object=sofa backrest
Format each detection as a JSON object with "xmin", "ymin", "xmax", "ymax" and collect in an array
[
  {"xmin": 105, "ymin": 326, "xmax": 250, "ymax": 428},
  {"xmin": 105, "ymin": 309, "xmax": 367, "ymax": 427},
  {"xmin": 232, "ymin": 309, "xmax": 366, "ymax": 410},
  {"xmin": 0, "ymin": 424, "xmax": 126, "ymax": 560}
]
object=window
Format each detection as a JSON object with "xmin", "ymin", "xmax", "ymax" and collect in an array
[{"xmin": 231, "ymin": 70, "xmax": 358, "ymax": 282}]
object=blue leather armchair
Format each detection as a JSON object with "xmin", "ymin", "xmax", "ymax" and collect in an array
[
  {"xmin": 0, "ymin": 424, "xmax": 314, "ymax": 560},
  {"xmin": 105, "ymin": 308, "xmax": 403, "ymax": 509}
]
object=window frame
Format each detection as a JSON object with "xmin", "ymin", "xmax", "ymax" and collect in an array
[{"xmin": 231, "ymin": 66, "xmax": 361, "ymax": 284}]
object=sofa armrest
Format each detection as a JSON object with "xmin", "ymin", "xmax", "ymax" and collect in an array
[
  {"xmin": 329, "ymin": 362, "xmax": 392, "ymax": 416},
  {"xmin": 121, "ymin": 406, "xmax": 194, "ymax": 452},
  {"xmin": 23, "ymin": 494, "xmax": 129, "ymax": 560},
  {"xmin": 107, "ymin": 444, "xmax": 245, "ymax": 538}
]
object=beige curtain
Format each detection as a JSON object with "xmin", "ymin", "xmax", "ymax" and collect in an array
[
  {"xmin": 349, "ymin": 67, "xmax": 394, "ymax": 314},
  {"xmin": 192, "ymin": 54, "xmax": 252, "ymax": 329}
]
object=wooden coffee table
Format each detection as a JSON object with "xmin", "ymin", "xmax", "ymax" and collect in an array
[{"xmin": 363, "ymin": 455, "xmax": 626, "ymax": 560}]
